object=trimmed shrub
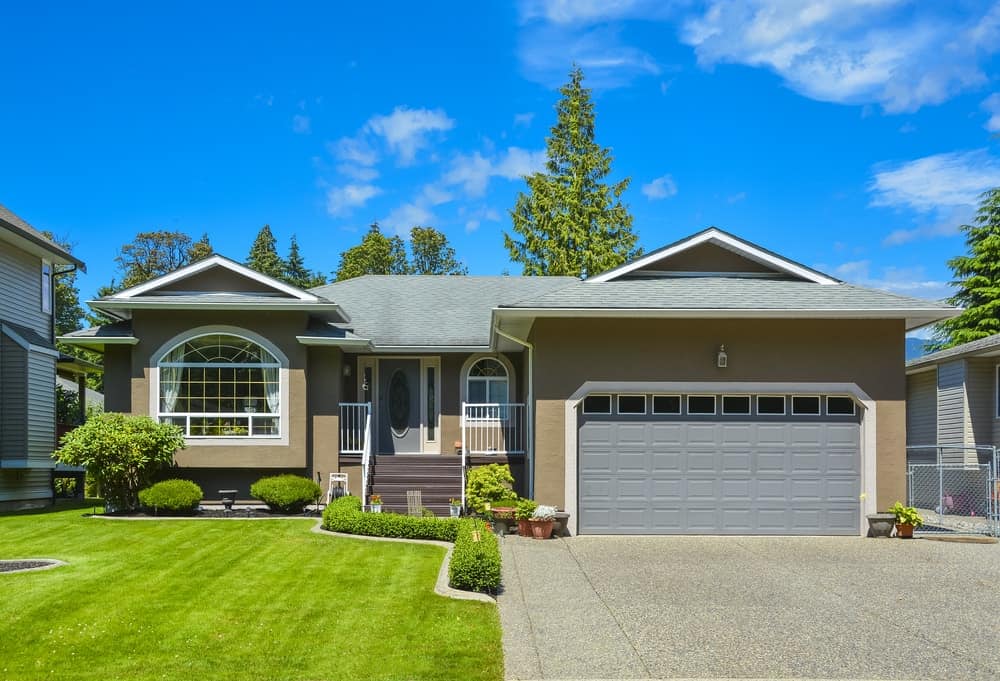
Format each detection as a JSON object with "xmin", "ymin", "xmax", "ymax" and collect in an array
[
  {"xmin": 250, "ymin": 474, "xmax": 321, "ymax": 513},
  {"xmin": 53, "ymin": 412, "xmax": 186, "ymax": 511},
  {"xmin": 449, "ymin": 518, "xmax": 501, "ymax": 593},
  {"xmin": 465, "ymin": 463, "xmax": 516, "ymax": 514},
  {"xmin": 322, "ymin": 495, "xmax": 461, "ymax": 542},
  {"xmin": 138, "ymin": 479, "xmax": 203, "ymax": 515}
]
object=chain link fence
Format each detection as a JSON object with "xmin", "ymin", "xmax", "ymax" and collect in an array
[{"xmin": 906, "ymin": 446, "xmax": 998, "ymax": 537}]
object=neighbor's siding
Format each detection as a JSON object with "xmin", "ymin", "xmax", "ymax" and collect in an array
[
  {"xmin": 905, "ymin": 368, "xmax": 937, "ymax": 463},
  {"xmin": 936, "ymin": 360, "xmax": 968, "ymax": 464},
  {"xmin": 0, "ymin": 468, "xmax": 51, "ymax": 506},
  {"xmin": 964, "ymin": 358, "xmax": 995, "ymax": 462},
  {"xmin": 26, "ymin": 349, "xmax": 56, "ymax": 463},
  {"xmin": 0, "ymin": 245, "xmax": 47, "ymax": 338},
  {"xmin": 0, "ymin": 331, "xmax": 28, "ymax": 459}
]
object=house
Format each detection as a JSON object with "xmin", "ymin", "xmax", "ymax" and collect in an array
[
  {"xmin": 905, "ymin": 334, "xmax": 1000, "ymax": 466},
  {"xmin": 0, "ymin": 204, "xmax": 87, "ymax": 510},
  {"xmin": 61, "ymin": 227, "xmax": 957, "ymax": 535}
]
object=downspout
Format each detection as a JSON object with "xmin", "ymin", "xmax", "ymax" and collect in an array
[
  {"xmin": 51, "ymin": 264, "xmax": 78, "ymax": 345},
  {"xmin": 493, "ymin": 325, "xmax": 534, "ymax": 499}
]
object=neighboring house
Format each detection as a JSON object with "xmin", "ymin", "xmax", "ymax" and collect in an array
[
  {"xmin": 62, "ymin": 227, "xmax": 956, "ymax": 535},
  {"xmin": 905, "ymin": 334, "xmax": 1000, "ymax": 465},
  {"xmin": 0, "ymin": 204, "xmax": 87, "ymax": 510}
]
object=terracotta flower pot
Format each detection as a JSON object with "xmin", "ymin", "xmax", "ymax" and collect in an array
[
  {"xmin": 895, "ymin": 522, "xmax": 915, "ymax": 539},
  {"xmin": 530, "ymin": 519, "xmax": 554, "ymax": 539},
  {"xmin": 517, "ymin": 519, "xmax": 533, "ymax": 536}
]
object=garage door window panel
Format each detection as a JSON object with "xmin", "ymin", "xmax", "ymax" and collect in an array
[
  {"xmin": 687, "ymin": 395, "xmax": 716, "ymax": 415},
  {"xmin": 582, "ymin": 394, "xmax": 612, "ymax": 415},
  {"xmin": 826, "ymin": 396, "xmax": 856, "ymax": 416},
  {"xmin": 722, "ymin": 395, "xmax": 751, "ymax": 415},
  {"xmin": 791, "ymin": 395, "xmax": 821, "ymax": 415},
  {"xmin": 756, "ymin": 395, "xmax": 786, "ymax": 415},
  {"xmin": 652, "ymin": 395, "xmax": 681, "ymax": 415},
  {"xmin": 617, "ymin": 394, "xmax": 647, "ymax": 415}
]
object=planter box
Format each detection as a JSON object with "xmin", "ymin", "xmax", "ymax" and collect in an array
[{"xmin": 866, "ymin": 513, "xmax": 895, "ymax": 538}]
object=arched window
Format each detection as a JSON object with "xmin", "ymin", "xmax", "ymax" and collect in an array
[
  {"xmin": 158, "ymin": 333, "xmax": 281, "ymax": 438},
  {"xmin": 466, "ymin": 357, "xmax": 509, "ymax": 404}
]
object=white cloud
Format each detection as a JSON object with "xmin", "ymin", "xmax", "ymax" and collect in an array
[
  {"xmin": 831, "ymin": 259, "xmax": 951, "ymax": 301},
  {"xmin": 336, "ymin": 164, "xmax": 379, "ymax": 181},
  {"xmin": 726, "ymin": 191, "xmax": 747, "ymax": 204},
  {"xmin": 518, "ymin": 0, "xmax": 676, "ymax": 25},
  {"xmin": 365, "ymin": 106, "xmax": 455, "ymax": 164},
  {"xmin": 443, "ymin": 147, "xmax": 546, "ymax": 197},
  {"xmin": 641, "ymin": 174, "xmax": 678, "ymax": 200},
  {"xmin": 881, "ymin": 217, "xmax": 963, "ymax": 246},
  {"xmin": 869, "ymin": 149, "xmax": 1000, "ymax": 212},
  {"xmin": 462, "ymin": 206, "xmax": 502, "ymax": 233},
  {"xmin": 326, "ymin": 184, "xmax": 382, "ymax": 217},
  {"xmin": 982, "ymin": 93, "xmax": 1000, "ymax": 132},
  {"xmin": 513, "ymin": 112, "xmax": 535, "ymax": 127},
  {"xmin": 330, "ymin": 136, "xmax": 379, "ymax": 167},
  {"xmin": 383, "ymin": 202, "xmax": 434, "ymax": 235},
  {"xmin": 681, "ymin": 1, "xmax": 1000, "ymax": 113},
  {"xmin": 292, "ymin": 114, "xmax": 311, "ymax": 134}
]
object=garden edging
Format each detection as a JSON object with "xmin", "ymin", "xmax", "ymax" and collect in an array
[{"xmin": 310, "ymin": 522, "xmax": 496, "ymax": 603}]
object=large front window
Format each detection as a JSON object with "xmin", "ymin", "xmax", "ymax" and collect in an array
[
  {"xmin": 158, "ymin": 333, "xmax": 281, "ymax": 438},
  {"xmin": 467, "ymin": 357, "xmax": 509, "ymax": 404}
]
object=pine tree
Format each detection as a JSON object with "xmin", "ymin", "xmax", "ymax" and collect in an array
[
  {"xmin": 188, "ymin": 233, "xmax": 213, "ymax": 262},
  {"xmin": 931, "ymin": 188, "xmax": 1000, "ymax": 349},
  {"xmin": 335, "ymin": 223, "xmax": 410, "ymax": 281},
  {"xmin": 504, "ymin": 66, "xmax": 640, "ymax": 277},
  {"xmin": 409, "ymin": 226, "xmax": 468, "ymax": 275},
  {"xmin": 284, "ymin": 235, "xmax": 327, "ymax": 288},
  {"xmin": 246, "ymin": 225, "xmax": 286, "ymax": 279}
]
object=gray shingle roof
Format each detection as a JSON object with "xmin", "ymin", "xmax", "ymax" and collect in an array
[
  {"xmin": 0, "ymin": 203, "xmax": 85, "ymax": 268},
  {"xmin": 501, "ymin": 278, "xmax": 956, "ymax": 312},
  {"xmin": 61, "ymin": 320, "xmax": 134, "ymax": 339},
  {"xmin": 311, "ymin": 275, "xmax": 578, "ymax": 347},
  {"xmin": 906, "ymin": 333, "xmax": 1000, "ymax": 369}
]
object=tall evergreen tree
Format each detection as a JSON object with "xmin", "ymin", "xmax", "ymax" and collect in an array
[
  {"xmin": 284, "ymin": 235, "xmax": 327, "ymax": 288},
  {"xmin": 335, "ymin": 223, "xmax": 409, "ymax": 281},
  {"xmin": 188, "ymin": 233, "xmax": 214, "ymax": 262},
  {"xmin": 246, "ymin": 225, "xmax": 286, "ymax": 279},
  {"xmin": 505, "ymin": 66, "xmax": 640, "ymax": 277},
  {"xmin": 931, "ymin": 188, "xmax": 1000, "ymax": 349},
  {"xmin": 409, "ymin": 226, "xmax": 468, "ymax": 275}
]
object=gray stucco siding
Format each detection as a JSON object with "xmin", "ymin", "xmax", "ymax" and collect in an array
[
  {"xmin": 1, "ymin": 331, "xmax": 28, "ymax": 459},
  {"xmin": 0, "ymin": 245, "xmax": 48, "ymax": 338},
  {"xmin": 0, "ymin": 468, "xmax": 51, "ymax": 506}
]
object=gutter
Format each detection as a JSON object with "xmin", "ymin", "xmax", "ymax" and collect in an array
[{"xmin": 493, "ymin": 325, "xmax": 535, "ymax": 500}]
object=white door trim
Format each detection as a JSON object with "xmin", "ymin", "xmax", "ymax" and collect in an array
[
  {"xmin": 563, "ymin": 380, "xmax": 877, "ymax": 537},
  {"xmin": 361, "ymin": 355, "xmax": 440, "ymax": 454}
]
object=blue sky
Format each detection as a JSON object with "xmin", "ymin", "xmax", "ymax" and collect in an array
[{"xmin": 2, "ymin": 1, "xmax": 1000, "ymax": 336}]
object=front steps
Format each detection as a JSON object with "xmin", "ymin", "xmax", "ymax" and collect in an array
[{"xmin": 369, "ymin": 454, "xmax": 463, "ymax": 516}]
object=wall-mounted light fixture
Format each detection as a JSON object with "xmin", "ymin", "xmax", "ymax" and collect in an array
[
  {"xmin": 717, "ymin": 345, "xmax": 728, "ymax": 369},
  {"xmin": 343, "ymin": 363, "xmax": 352, "ymax": 378}
]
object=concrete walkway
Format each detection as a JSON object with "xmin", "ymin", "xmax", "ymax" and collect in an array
[{"xmin": 498, "ymin": 534, "xmax": 1000, "ymax": 680}]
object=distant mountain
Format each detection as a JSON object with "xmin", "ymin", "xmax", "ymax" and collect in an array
[{"xmin": 906, "ymin": 337, "xmax": 931, "ymax": 361}]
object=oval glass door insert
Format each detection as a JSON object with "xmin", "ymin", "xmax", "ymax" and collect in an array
[{"xmin": 388, "ymin": 369, "xmax": 410, "ymax": 437}]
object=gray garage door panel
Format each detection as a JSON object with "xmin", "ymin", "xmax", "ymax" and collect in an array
[{"xmin": 579, "ymin": 420, "xmax": 860, "ymax": 535}]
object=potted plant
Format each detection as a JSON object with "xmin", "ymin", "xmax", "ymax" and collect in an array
[
  {"xmin": 529, "ymin": 504, "xmax": 557, "ymax": 539},
  {"xmin": 515, "ymin": 498, "xmax": 538, "ymax": 536},
  {"xmin": 449, "ymin": 498, "xmax": 462, "ymax": 518},
  {"xmin": 369, "ymin": 494, "xmax": 383, "ymax": 513},
  {"xmin": 491, "ymin": 496, "xmax": 517, "ymax": 534},
  {"xmin": 889, "ymin": 501, "xmax": 923, "ymax": 538}
]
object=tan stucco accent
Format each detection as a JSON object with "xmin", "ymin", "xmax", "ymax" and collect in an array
[
  {"xmin": 155, "ymin": 265, "xmax": 296, "ymax": 296},
  {"xmin": 308, "ymin": 346, "xmax": 341, "ymax": 494},
  {"xmin": 640, "ymin": 241, "xmax": 777, "ymax": 273},
  {"xmin": 529, "ymin": 317, "xmax": 906, "ymax": 514}
]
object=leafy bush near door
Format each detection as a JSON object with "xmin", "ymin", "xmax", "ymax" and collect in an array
[
  {"xmin": 138, "ymin": 479, "xmax": 203, "ymax": 515},
  {"xmin": 250, "ymin": 474, "xmax": 321, "ymax": 513},
  {"xmin": 53, "ymin": 412, "xmax": 186, "ymax": 511},
  {"xmin": 465, "ymin": 463, "xmax": 517, "ymax": 514}
]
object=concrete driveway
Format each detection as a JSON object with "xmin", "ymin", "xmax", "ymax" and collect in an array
[{"xmin": 498, "ymin": 535, "xmax": 1000, "ymax": 680}]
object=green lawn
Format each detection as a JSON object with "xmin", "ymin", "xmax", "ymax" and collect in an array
[{"xmin": 0, "ymin": 504, "xmax": 502, "ymax": 681}]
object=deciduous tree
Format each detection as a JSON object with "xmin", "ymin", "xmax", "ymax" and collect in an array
[
  {"xmin": 335, "ymin": 223, "xmax": 409, "ymax": 280},
  {"xmin": 409, "ymin": 226, "xmax": 468, "ymax": 275}
]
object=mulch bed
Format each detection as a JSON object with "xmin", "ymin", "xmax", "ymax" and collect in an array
[{"xmin": 0, "ymin": 560, "xmax": 61, "ymax": 573}]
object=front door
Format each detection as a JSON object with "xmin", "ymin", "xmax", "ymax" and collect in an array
[{"xmin": 377, "ymin": 358, "xmax": 421, "ymax": 454}]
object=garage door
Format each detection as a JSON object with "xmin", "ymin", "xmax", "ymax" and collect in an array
[{"xmin": 578, "ymin": 393, "xmax": 861, "ymax": 535}]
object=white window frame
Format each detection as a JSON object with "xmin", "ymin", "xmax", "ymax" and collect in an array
[
  {"xmin": 582, "ymin": 394, "xmax": 612, "ymax": 415},
  {"xmin": 41, "ymin": 261, "xmax": 52, "ymax": 314},
  {"xmin": 651, "ymin": 394, "xmax": 681, "ymax": 415},
  {"xmin": 616, "ymin": 394, "xmax": 647, "ymax": 415},
  {"xmin": 721, "ymin": 395, "xmax": 751, "ymax": 415},
  {"xmin": 686, "ymin": 394, "xmax": 717, "ymax": 415},
  {"xmin": 756, "ymin": 394, "xmax": 786, "ymax": 416},
  {"xmin": 791, "ymin": 394, "xmax": 822, "ymax": 416},
  {"xmin": 149, "ymin": 327, "xmax": 289, "ymax": 445},
  {"xmin": 461, "ymin": 353, "xmax": 516, "ymax": 406},
  {"xmin": 826, "ymin": 395, "xmax": 857, "ymax": 416}
]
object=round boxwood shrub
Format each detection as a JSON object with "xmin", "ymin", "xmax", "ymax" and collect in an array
[
  {"xmin": 138, "ymin": 479, "xmax": 203, "ymax": 515},
  {"xmin": 250, "ymin": 474, "xmax": 321, "ymax": 513}
]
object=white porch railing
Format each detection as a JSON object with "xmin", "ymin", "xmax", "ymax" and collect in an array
[
  {"xmin": 360, "ymin": 412, "xmax": 372, "ymax": 509},
  {"xmin": 461, "ymin": 403, "xmax": 527, "ymax": 456},
  {"xmin": 339, "ymin": 402, "xmax": 371, "ymax": 454}
]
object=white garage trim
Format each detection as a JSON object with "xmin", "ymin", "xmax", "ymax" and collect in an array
[{"xmin": 563, "ymin": 381, "xmax": 877, "ymax": 536}]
